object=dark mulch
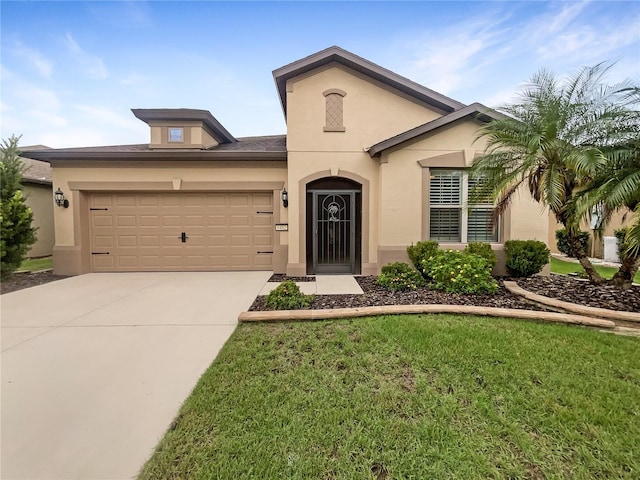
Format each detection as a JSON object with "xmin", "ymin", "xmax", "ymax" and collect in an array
[
  {"xmin": 268, "ymin": 274, "xmax": 316, "ymax": 282},
  {"xmin": 250, "ymin": 276, "xmax": 549, "ymax": 312},
  {"xmin": 251, "ymin": 275, "xmax": 640, "ymax": 314},
  {"xmin": 517, "ymin": 275, "xmax": 640, "ymax": 313},
  {"xmin": 0, "ymin": 271, "xmax": 70, "ymax": 295}
]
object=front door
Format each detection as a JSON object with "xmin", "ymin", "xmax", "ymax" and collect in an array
[{"xmin": 312, "ymin": 190, "xmax": 356, "ymax": 274}]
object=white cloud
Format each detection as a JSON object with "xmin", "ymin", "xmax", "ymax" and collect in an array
[
  {"xmin": 12, "ymin": 41, "xmax": 53, "ymax": 79},
  {"xmin": 64, "ymin": 33, "xmax": 108, "ymax": 79}
]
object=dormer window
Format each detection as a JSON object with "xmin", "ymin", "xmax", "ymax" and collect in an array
[
  {"xmin": 168, "ymin": 127, "xmax": 184, "ymax": 143},
  {"xmin": 323, "ymin": 89, "xmax": 346, "ymax": 132}
]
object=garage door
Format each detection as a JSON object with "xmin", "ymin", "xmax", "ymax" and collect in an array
[{"xmin": 89, "ymin": 192, "xmax": 274, "ymax": 272}]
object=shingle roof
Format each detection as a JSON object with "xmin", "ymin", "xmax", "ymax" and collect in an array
[
  {"xmin": 18, "ymin": 135, "xmax": 287, "ymax": 162},
  {"xmin": 367, "ymin": 103, "xmax": 505, "ymax": 157},
  {"xmin": 20, "ymin": 145, "xmax": 52, "ymax": 184}
]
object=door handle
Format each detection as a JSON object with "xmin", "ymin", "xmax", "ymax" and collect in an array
[{"xmin": 179, "ymin": 232, "xmax": 189, "ymax": 243}]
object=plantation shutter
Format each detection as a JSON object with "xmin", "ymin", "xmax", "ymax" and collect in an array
[
  {"xmin": 467, "ymin": 208, "xmax": 497, "ymax": 241},
  {"xmin": 467, "ymin": 174, "xmax": 497, "ymax": 242},
  {"xmin": 429, "ymin": 170, "xmax": 462, "ymax": 241}
]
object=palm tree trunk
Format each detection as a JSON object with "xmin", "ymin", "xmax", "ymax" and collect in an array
[
  {"xmin": 609, "ymin": 257, "xmax": 639, "ymax": 290},
  {"xmin": 568, "ymin": 233, "xmax": 606, "ymax": 284}
]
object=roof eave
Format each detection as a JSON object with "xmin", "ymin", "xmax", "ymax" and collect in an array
[
  {"xmin": 368, "ymin": 103, "xmax": 504, "ymax": 157},
  {"xmin": 272, "ymin": 46, "xmax": 466, "ymax": 119},
  {"xmin": 20, "ymin": 150, "xmax": 287, "ymax": 162},
  {"xmin": 131, "ymin": 108, "xmax": 237, "ymax": 144}
]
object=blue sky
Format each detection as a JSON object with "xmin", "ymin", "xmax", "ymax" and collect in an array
[{"xmin": 1, "ymin": 0, "xmax": 639, "ymax": 148}]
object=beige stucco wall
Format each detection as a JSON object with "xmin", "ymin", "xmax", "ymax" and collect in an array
[
  {"xmin": 284, "ymin": 64, "xmax": 447, "ymax": 275},
  {"xmin": 51, "ymin": 161, "xmax": 287, "ymax": 275},
  {"xmin": 23, "ymin": 183, "xmax": 54, "ymax": 258}
]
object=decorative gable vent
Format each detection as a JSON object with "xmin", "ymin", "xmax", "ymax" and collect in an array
[{"xmin": 323, "ymin": 89, "xmax": 346, "ymax": 132}]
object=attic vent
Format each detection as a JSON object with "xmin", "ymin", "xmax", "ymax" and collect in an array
[{"xmin": 323, "ymin": 89, "xmax": 346, "ymax": 132}]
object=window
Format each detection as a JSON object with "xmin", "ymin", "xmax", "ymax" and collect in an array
[
  {"xmin": 323, "ymin": 89, "xmax": 346, "ymax": 132},
  {"xmin": 168, "ymin": 127, "xmax": 184, "ymax": 143},
  {"xmin": 429, "ymin": 169, "xmax": 498, "ymax": 242}
]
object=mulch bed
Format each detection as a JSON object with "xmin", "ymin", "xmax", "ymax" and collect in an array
[
  {"xmin": 517, "ymin": 275, "xmax": 640, "ymax": 313},
  {"xmin": 0, "ymin": 271, "xmax": 70, "ymax": 295},
  {"xmin": 251, "ymin": 275, "xmax": 640, "ymax": 314}
]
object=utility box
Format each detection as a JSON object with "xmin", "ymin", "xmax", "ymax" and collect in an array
[{"xmin": 603, "ymin": 236, "xmax": 620, "ymax": 263}]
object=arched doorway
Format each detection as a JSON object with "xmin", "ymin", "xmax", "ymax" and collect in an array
[{"xmin": 306, "ymin": 177, "xmax": 362, "ymax": 274}]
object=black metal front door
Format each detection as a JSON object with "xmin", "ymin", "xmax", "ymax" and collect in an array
[{"xmin": 312, "ymin": 190, "xmax": 356, "ymax": 274}]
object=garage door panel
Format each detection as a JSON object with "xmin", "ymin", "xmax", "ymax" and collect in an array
[
  {"xmin": 116, "ymin": 216, "xmax": 137, "ymax": 227},
  {"xmin": 93, "ymin": 236, "xmax": 114, "ymax": 248},
  {"xmin": 117, "ymin": 236, "xmax": 138, "ymax": 247},
  {"xmin": 90, "ymin": 192, "xmax": 274, "ymax": 272},
  {"xmin": 140, "ymin": 216, "xmax": 159, "ymax": 226}
]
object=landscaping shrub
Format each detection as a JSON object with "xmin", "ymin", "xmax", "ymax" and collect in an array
[
  {"xmin": 615, "ymin": 228, "xmax": 631, "ymax": 261},
  {"xmin": 504, "ymin": 240, "xmax": 550, "ymax": 277},
  {"xmin": 264, "ymin": 280, "xmax": 314, "ymax": 310},
  {"xmin": 464, "ymin": 242, "xmax": 497, "ymax": 269},
  {"xmin": 406, "ymin": 240, "xmax": 439, "ymax": 277},
  {"xmin": 422, "ymin": 250, "xmax": 498, "ymax": 294},
  {"xmin": 376, "ymin": 262, "xmax": 425, "ymax": 292},
  {"xmin": 555, "ymin": 228, "xmax": 590, "ymax": 258}
]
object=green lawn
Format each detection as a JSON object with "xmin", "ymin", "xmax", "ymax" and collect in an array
[
  {"xmin": 139, "ymin": 315, "xmax": 640, "ymax": 479},
  {"xmin": 551, "ymin": 256, "xmax": 640, "ymax": 284},
  {"xmin": 17, "ymin": 256, "xmax": 53, "ymax": 272}
]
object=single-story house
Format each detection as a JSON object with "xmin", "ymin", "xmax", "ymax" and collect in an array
[
  {"xmin": 20, "ymin": 146, "xmax": 54, "ymax": 258},
  {"xmin": 22, "ymin": 46, "xmax": 549, "ymax": 277}
]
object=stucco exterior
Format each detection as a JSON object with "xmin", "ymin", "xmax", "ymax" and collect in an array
[
  {"xmin": 22, "ymin": 46, "xmax": 553, "ymax": 277},
  {"xmin": 23, "ymin": 183, "xmax": 54, "ymax": 258}
]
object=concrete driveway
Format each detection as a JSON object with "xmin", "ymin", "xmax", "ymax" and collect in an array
[{"xmin": 1, "ymin": 271, "xmax": 270, "ymax": 480}]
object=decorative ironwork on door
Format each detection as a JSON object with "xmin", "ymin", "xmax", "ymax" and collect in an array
[{"xmin": 312, "ymin": 191, "xmax": 356, "ymax": 273}]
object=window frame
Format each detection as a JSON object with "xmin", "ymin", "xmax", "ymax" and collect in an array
[
  {"xmin": 168, "ymin": 127, "xmax": 184, "ymax": 143},
  {"xmin": 428, "ymin": 169, "xmax": 498, "ymax": 243}
]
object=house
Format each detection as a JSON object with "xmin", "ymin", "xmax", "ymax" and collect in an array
[
  {"xmin": 20, "ymin": 146, "xmax": 54, "ymax": 258},
  {"xmin": 22, "ymin": 46, "xmax": 549, "ymax": 277}
]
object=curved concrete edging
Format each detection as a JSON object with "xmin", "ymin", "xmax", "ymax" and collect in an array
[
  {"xmin": 239, "ymin": 304, "xmax": 615, "ymax": 329},
  {"xmin": 504, "ymin": 281, "xmax": 640, "ymax": 324}
]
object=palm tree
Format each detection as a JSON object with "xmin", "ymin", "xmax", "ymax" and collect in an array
[
  {"xmin": 575, "ymin": 137, "xmax": 640, "ymax": 288},
  {"xmin": 471, "ymin": 64, "xmax": 638, "ymax": 285}
]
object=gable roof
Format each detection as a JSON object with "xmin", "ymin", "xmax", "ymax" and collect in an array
[
  {"xmin": 131, "ymin": 108, "xmax": 237, "ymax": 144},
  {"xmin": 367, "ymin": 103, "xmax": 505, "ymax": 157},
  {"xmin": 272, "ymin": 46, "xmax": 466, "ymax": 118}
]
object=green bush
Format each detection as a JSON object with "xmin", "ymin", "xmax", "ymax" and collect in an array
[
  {"xmin": 464, "ymin": 242, "xmax": 497, "ymax": 269},
  {"xmin": 615, "ymin": 228, "xmax": 631, "ymax": 261},
  {"xmin": 422, "ymin": 250, "xmax": 498, "ymax": 294},
  {"xmin": 504, "ymin": 240, "xmax": 550, "ymax": 277},
  {"xmin": 1, "ymin": 135, "xmax": 36, "ymax": 280},
  {"xmin": 264, "ymin": 280, "xmax": 314, "ymax": 310},
  {"xmin": 555, "ymin": 228, "xmax": 590, "ymax": 258},
  {"xmin": 407, "ymin": 240, "xmax": 439, "ymax": 277},
  {"xmin": 376, "ymin": 262, "xmax": 425, "ymax": 292}
]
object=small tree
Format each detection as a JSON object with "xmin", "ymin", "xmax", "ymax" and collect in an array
[{"xmin": 1, "ymin": 135, "xmax": 37, "ymax": 280}]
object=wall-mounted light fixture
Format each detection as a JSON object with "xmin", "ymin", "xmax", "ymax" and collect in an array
[
  {"xmin": 54, "ymin": 188, "xmax": 69, "ymax": 208},
  {"xmin": 281, "ymin": 188, "xmax": 288, "ymax": 208}
]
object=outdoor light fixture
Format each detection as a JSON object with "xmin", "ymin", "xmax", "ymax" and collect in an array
[
  {"xmin": 281, "ymin": 188, "xmax": 288, "ymax": 208},
  {"xmin": 54, "ymin": 188, "xmax": 69, "ymax": 208}
]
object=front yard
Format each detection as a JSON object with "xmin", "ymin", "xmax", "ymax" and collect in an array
[{"xmin": 139, "ymin": 315, "xmax": 640, "ymax": 479}]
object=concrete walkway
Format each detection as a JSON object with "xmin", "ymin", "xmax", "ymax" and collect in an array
[
  {"xmin": 259, "ymin": 275, "xmax": 364, "ymax": 295},
  {"xmin": 1, "ymin": 271, "xmax": 271, "ymax": 480}
]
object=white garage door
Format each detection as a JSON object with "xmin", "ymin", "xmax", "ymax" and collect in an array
[{"xmin": 89, "ymin": 192, "xmax": 274, "ymax": 272}]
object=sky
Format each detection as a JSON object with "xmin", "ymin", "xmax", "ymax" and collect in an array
[{"xmin": 1, "ymin": 0, "xmax": 639, "ymax": 148}]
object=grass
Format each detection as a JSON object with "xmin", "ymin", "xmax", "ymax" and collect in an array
[
  {"xmin": 17, "ymin": 256, "xmax": 53, "ymax": 272},
  {"xmin": 139, "ymin": 315, "xmax": 640, "ymax": 479},
  {"xmin": 551, "ymin": 256, "xmax": 640, "ymax": 284}
]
